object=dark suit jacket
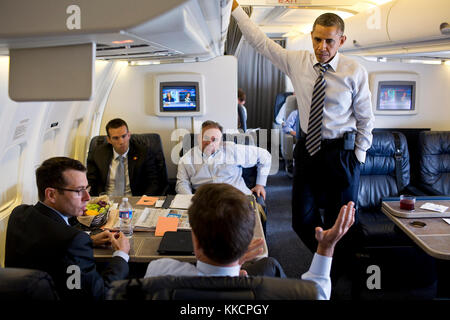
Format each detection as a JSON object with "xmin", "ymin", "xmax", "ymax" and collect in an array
[
  {"xmin": 86, "ymin": 140, "xmax": 160, "ymax": 196},
  {"xmin": 5, "ymin": 202, "xmax": 129, "ymax": 300}
]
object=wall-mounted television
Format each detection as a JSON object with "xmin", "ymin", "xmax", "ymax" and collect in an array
[
  {"xmin": 155, "ymin": 73, "xmax": 205, "ymax": 117},
  {"xmin": 369, "ymin": 72, "xmax": 419, "ymax": 115},
  {"xmin": 161, "ymin": 82, "xmax": 198, "ymax": 112}
]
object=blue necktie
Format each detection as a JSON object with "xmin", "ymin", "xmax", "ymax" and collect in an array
[{"xmin": 305, "ymin": 63, "xmax": 330, "ymax": 156}]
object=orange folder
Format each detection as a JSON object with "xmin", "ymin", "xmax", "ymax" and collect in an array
[
  {"xmin": 155, "ymin": 216, "xmax": 179, "ymax": 237},
  {"xmin": 136, "ymin": 196, "xmax": 158, "ymax": 206}
]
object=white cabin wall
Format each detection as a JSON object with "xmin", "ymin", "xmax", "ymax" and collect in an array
[
  {"xmin": 0, "ymin": 58, "xmax": 123, "ymax": 266},
  {"xmin": 101, "ymin": 56, "xmax": 238, "ymax": 179},
  {"xmin": 354, "ymin": 57, "xmax": 450, "ymax": 130},
  {"xmin": 285, "ymin": 35, "xmax": 450, "ymax": 130}
]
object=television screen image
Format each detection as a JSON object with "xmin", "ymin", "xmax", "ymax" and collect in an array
[
  {"xmin": 377, "ymin": 82, "xmax": 415, "ymax": 111},
  {"xmin": 161, "ymin": 85, "xmax": 197, "ymax": 111}
]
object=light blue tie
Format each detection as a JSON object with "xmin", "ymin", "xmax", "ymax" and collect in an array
[{"xmin": 305, "ymin": 63, "xmax": 330, "ymax": 156}]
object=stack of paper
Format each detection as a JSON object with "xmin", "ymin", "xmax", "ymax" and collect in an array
[{"xmin": 170, "ymin": 194, "xmax": 193, "ymax": 209}]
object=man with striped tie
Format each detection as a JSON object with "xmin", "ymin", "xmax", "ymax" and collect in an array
[{"xmin": 231, "ymin": 1, "xmax": 375, "ymax": 267}]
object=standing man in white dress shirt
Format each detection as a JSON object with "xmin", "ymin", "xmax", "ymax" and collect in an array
[
  {"xmin": 231, "ymin": 1, "xmax": 374, "ymax": 261},
  {"xmin": 146, "ymin": 183, "xmax": 356, "ymax": 300}
]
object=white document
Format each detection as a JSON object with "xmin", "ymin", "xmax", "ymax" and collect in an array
[
  {"xmin": 134, "ymin": 208, "xmax": 170, "ymax": 230},
  {"xmin": 170, "ymin": 194, "xmax": 194, "ymax": 209},
  {"xmin": 113, "ymin": 208, "xmax": 169, "ymax": 230},
  {"xmin": 420, "ymin": 202, "xmax": 449, "ymax": 213},
  {"xmin": 154, "ymin": 199, "xmax": 165, "ymax": 208},
  {"xmin": 443, "ymin": 218, "xmax": 450, "ymax": 225}
]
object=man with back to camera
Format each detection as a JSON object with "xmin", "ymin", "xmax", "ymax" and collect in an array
[
  {"xmin": 5, "ymin": 157, "xmax": 130, "ymax": 300},
  {"xmin": 145, "ymin": 183, "xmax": 356, "ymax": 300},
  {"xmin": 87, "ymin": 118, "xmax": 165, "ymax": 197},
  {"xmin": 231, "ymin": 1, "xmax": 374, "ymax": 262}
]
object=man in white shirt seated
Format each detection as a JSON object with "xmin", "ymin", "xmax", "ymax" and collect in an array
[
  {"xmin": 145, "ymin": 183, "xmax": 355, "ymax": 300},
  {"xmin": 176, "ymin": 120, "xmax": 271, "ymax": 200}
]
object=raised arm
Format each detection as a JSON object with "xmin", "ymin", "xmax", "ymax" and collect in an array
[
  {"xmin": 301, "ymin": 202, "xmax": 355, "ymax": 299},
  {"xmin": 231, "ymin": 0, "xmax": 291, "ymax": 75}
]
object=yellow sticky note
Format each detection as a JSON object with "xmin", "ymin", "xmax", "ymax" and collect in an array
[{"xmin": 155, "ymin": 216, "xmax": 179, "ymax": 237}]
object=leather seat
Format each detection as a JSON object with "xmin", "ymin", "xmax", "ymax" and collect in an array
[
  {"xmin": 0, "ymin": 268, "xmax": 59, "ymax": 300},
  {"xmin": 353, "ymin": 131, "xmax": 437, "ymax": 299},
  {"xmin": 107, "ymin": 275, "xmax": 318, "ymax": 300},
  {"xmin": 89, "ymin": 133, "xmax": 169, "ymax": 195},
  {"xmin": 418, "ymin": 131, "xmax": 450, "ymax": 195},
  {"xmin": 357, "ymin": 131, "xmax": 412, "ymax": 246}
]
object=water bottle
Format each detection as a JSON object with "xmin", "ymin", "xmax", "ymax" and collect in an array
[{"xmin": 119, "ymin": 197, "xmax": 133, "ymax": 238}]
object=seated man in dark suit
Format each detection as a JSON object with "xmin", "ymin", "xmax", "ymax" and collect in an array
[
  {"xmin": 145, "ymin": 183, "xmax": 356, "ymax": 300},
  {"xmin": 87, "ymin": 118, "xmax": 160, "ymax": 196},
  {"xmin": 5, "ymin": 157, "xmax": 130, "ymax": 300}
]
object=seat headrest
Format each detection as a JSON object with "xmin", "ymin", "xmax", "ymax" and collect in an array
[
  {"xmin": 283, "ymin": 95, "xmax": 297, "ymax": 118},
  {"xmin": 181, "ymin": 133, "xmax": 256, "ymax": 156},
  {"xmin": 273, "ymin": 92, "xmax": 293, "ymax": 118},
  {"xmin": 107, "ymin": 276, "xmax": 318, "ymax": 300},
  {"xmin": 418, "ymin": 131, "xmax": 450, "ymax": 194},
  {"xmin": 89, "ymin": 134, "xmax": 164, "ymax": 153},
  {"xmin": 0, "ymin": 268, "xmax": 59, "ymax": 300}
]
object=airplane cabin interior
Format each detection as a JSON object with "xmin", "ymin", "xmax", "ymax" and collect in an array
[{"xmin": 0, "ymin": 0, "xmax": 449, "ymax": 304}]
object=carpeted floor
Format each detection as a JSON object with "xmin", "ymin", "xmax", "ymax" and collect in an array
[{"xmin": 264, "ymin": 167, "xmax": 314, "ymax": 279}]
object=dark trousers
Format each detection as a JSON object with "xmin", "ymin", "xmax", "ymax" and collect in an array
[{"xmin": 292, "ymin": 137, "xmax": 361, "ymax": 256}]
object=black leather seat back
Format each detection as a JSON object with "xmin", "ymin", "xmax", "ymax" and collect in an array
[
  {"xmin": 0, "ymin": 268, "xmax": 59, "ymax": 300},
  {"xmin": 107, "ymin": 276, "xmax": 318, "ymax": 300},
  {"xmin": 89, "ymin": 133, "xmax": 169, "ymax": 194},
  {"xmin": 358, "ymin": 131, "xmax": 410, "ymax": 210},
  {"xmin": 418, "ymin": 131, "xmax": 450, "ymax": 195}
]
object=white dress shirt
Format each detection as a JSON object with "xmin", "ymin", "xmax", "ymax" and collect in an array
[
  {"xmin": 106, "ymin": 148, "xmax": 132, "ymax": 196},
  {"xmin": 145, "ymin": 253, "xmax": 332, "ymax": 300},
  {"xmin": 232, "ymin": 7, "xmax": 375, "ymax": 163},
  {"xmin": 176, "ymin": 141, "xmax": 271, "ymax": 195}
]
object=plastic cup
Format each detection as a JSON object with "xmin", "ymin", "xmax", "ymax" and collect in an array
[{"xmin": 400, "ymin": 195, "xmax": 416, "ymax": 211}]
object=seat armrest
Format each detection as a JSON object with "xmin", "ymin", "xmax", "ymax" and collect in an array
[
  {"xmin": 413, "ymin": 182, "xmax": 444, "ymax": 196},
  {"xmin": 402, "ymin": 184, "xmax": 428, "ymax": 196}
]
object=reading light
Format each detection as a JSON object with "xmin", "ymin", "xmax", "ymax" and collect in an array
[
  {"xmin": 112, "ymin": 40, "xmax": 134, "ymax": 44},
  {"xmin": 440, "ymin": 22, "xmax": 450, "ymax": 35},
  {"xmin": 407, "ymin": 59, "xmax": 441, "ymax": 65}
]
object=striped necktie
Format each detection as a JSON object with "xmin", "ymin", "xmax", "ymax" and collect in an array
[{"xmin": 305, "ymin": 63, "xmax": 330, "ymax": 156}]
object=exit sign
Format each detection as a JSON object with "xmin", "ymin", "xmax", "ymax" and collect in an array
[{"xmin": 265, "ymin": 0, "xmax": 312, "ymax": 4}]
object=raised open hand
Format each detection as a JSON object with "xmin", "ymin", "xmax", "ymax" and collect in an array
[{"xmin": 315, "ymin": 201, "xmax": 355, "ymax": 257}]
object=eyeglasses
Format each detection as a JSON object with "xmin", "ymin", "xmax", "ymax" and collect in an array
[{"xmin": 53, "ymin": 185, "xmax": 91, "ymax": 197}]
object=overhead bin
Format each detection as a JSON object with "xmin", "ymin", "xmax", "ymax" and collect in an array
[
  {"xmin": 0, "ymin": 0, "xmax": 232, "ymax": 101},
  {"xmin": 341, "ymin": 0, "xmax": 450, "ymax": 55}
]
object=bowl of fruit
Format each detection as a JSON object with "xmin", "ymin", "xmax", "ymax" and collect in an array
[{"xmin": 78, "ymin": 195, "xmax": 111, "ymax": 228}]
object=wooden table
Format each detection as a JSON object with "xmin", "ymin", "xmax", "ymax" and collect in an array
[
  {"xmin": 382, "ymin": 197, "xmax": 450, "ymax": 260},
  {"xmin": 94, "ymin": 196, "xmax": 268, "ymax": 262}
]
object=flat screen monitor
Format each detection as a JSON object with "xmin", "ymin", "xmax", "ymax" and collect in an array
[
  {"xmin": 369, "ymin": 72, "xmax": 419, "ymax": 115},
  {"xmin": 160, "ymin": 82, "xmax": 199, "ymax": 112},
  {"xmin": 376, "ymin": 81, "xmax": 415, "ymax": 112}
]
